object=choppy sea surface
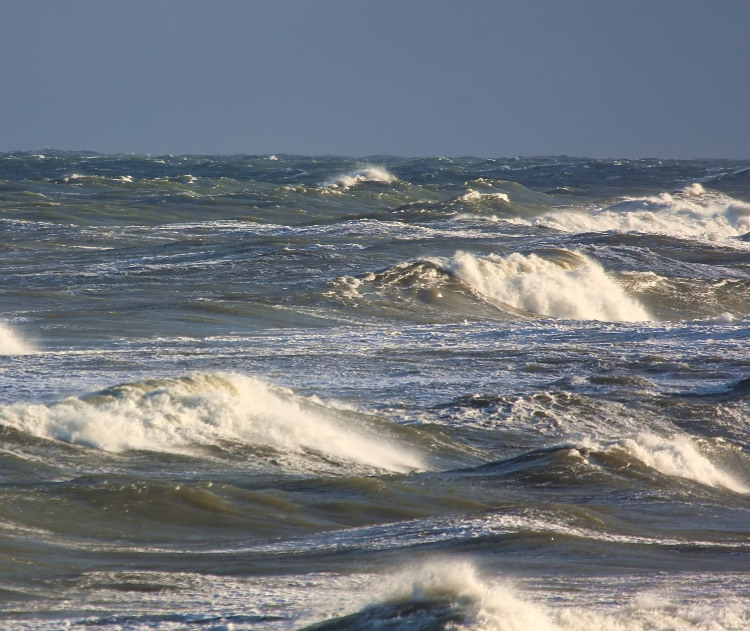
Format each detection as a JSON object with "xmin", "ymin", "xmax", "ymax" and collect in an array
[{"xmin": 2, "ymin": 152, "xmax": 750, "ymax": 630}]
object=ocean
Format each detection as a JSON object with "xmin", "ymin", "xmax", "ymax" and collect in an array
[{"xmin": 1, "ymin": 152, "xmax": 750, "ymax": 630}]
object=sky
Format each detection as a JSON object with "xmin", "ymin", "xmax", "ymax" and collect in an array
[{"xmin": 2, "ymin": 0, "xmax": 749, "ymax": 159}]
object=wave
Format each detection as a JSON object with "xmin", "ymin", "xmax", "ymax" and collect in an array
[
  {"xmin": 0, "ymin": 372, "xmax": 425, "ymax": 474},
  {"xmin": 304, "ymin": 558, "xmax": 750, "ymax": 630},
  {"xmin": 0, "ymin": 322, "xmax": 35, "ymax": 355},
  {"xmin": 303, "ymin": 560, "xmax": 557, "ymax": 631},
  {"xmin": 472, "ymin": 433, "xmax": 748, "ymax": 495},
  {"xmin": 449, "ymin": 250, "xmax": 651, "ymax": 322},
  {"xmin": 320, "ymin": 166, "xmax": 397, "ymax": 189},
  {"xmin": 535, "ymin": 183, "xmax": 750, "ymax": 242},
  {"xmin": 330, "ymin": 250, "xmax": 650, "ymax": 322},
  {"xmin": 596, "ymin": 433, "xmax": 749, "ymax": 494},
  {"xmin": 620, "ymin": 273, "xmax": 750, "ymax": 321}
]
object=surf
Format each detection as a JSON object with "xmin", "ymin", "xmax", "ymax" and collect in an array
[
  {"xmin": 0, "ymin": 372, "xmax": 426, "ymax": 474},
  {"xmin": 449, "ymin": 250, "xmax": 651, "ymax": 322},
  {"xmin": 0, "ymin": 322, "xmax": 35, "ymax": 355},
  {"xmin": 535, "ymin": 183, "xmax": 750, "ymax": 242}
]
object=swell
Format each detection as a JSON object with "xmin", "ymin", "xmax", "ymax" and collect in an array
[
  {"xmin": 457, "ymin": 433, "xmax": 749, "ymax": 495},
  {"xmin": 535, "ymin": 183, "xmax": 750, "ymax": 242},
  {"xmin": 330, "ymin": 249, "xmax": 651, "ymax": 323},
  {"xmin": 0, "ymin": 373, "xmax": 416, "ymax": 473}
]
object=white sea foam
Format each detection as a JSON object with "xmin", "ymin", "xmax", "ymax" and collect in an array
[
  {"xmin": 449, "ymin": 250, "xmax": 650, "ymax": 322},
  {"xmin": 363, "ymin": 559, "xmax": 750, "ymax": 631},
  {"xmin": 599, "ymin": 433, "xmax": 749, "ymax": 494},
  {"xmin": 536, "ymin": 183, "xmax": 750, "ymax": 241},
  {"xmin": 380, "ymin": 559, "xmax": 558, "ymax": 630},
  {"xmin": 0, "ymin": 322, "xmax": 34, "ymax": 355},
  {"xmin": 320, "ymin": 166, "xmax": 396, "ymax": 189},
  {"xmin": 457, "ymin": 188, "xmax": 511, "ymax": 203},
  {"xmin": 0, "ymin": 372, "xmax": 424, "ymax": 473}
]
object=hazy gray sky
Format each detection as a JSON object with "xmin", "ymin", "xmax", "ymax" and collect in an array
[{"xmin": 3, "ymin": 0, "xmax": 749, "ymax": 158}]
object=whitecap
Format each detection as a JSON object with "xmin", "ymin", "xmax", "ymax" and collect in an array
[
  {"xmin": 600, "ymin": 433, "xmax": 749, "ymax": 494},
  {"xmin": 320, "ymin": 166, "xmax": 396, "ymax": 189},
  {"xmin": 0, "ymin": 372, "xmax": 424, "ymax": 474},
  {"xmin": 0, "ymin": 322, "xmax": 35, "ymax": 355},
  {"xmin": 456, "ymin": 188, "xmax": 510, "ymax": 203},
  {"xmin": 536, "ymin": 183, "xmax": 750, "ymax": 242},
  {"xmin": 449, "ymin": 250, "xmax": 650, "ymax": 322}
]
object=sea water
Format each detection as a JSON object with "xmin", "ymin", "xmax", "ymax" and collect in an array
[{"xmin": 1, "ymin": 153, "xmax": 750, "ymax": 629}]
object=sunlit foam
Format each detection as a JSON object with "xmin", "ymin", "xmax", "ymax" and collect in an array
[
  {"xmin": 335, "ymin": 558, "xmax": 750, "ymax": 630},
  {"xmin": 536, "ymin": 184, "xmax": 750, "ymax": 241},
  {"xmin": 376, "ymin": 559, "xmax": 558, "ymax": 630},
  {"xmin": 320, "ymin": 166, "xmax": 396, "ymax": 189},
  {"xmin": 0, "ymin": 372, "xmax": 424, "ymax": 473},
  {"xmin": 0, "ymin": 322, "xmax": 35, "ymax": 355},
  {"xmin": 599, "ymin": 433, "xmax": 749, "ymax": 494},
  {"xmin": 457, "ymin": 188, "xmax": 510, "ymax": 203},
  {"xmin": 450, "ymin": 250, "xmax": 650, "ymax": 322}
]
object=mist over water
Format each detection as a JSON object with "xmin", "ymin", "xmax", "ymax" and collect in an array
[{"xmin": 2, "ymin": 153, "xmax": 750, "ymax": 629}]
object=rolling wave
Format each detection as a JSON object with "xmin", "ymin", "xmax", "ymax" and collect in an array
[
  {"xmin": 449, "ymin": 250, "xmax": 650, "ymax": 322},
  {"xmin": 0, "ymin": 372, "xmax": 426, "ymax": 474},
  {"xmin": 535, "ymin": 183, "xmax": 750, "ymax": 242},
  {"xmin": 319, "ymin": 166, "xmax": 397, "ymax": 189},
  {"xmin": 303, "ymin": 558, "xmax": 750, "ymax": 631},
  {"xmin": 333, "ymin": 250, "xmax": 651, "ymax": 322}
]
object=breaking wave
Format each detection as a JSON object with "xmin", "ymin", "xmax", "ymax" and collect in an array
[
  {"xmin": 306, "ymin": 558, "xmax": 750, "ymax": 630},
  {"xmin": 536, "ymin": 183, "xmax": 750, "ymax": 242},
  {"xmin": 0, "ymin": 322, "xmax": 35, "ymax": 355},
  {"xmin": 320, "ymin": 166, "xmax": 397, "ymax": 189},
  {"xmin": 449, "ymin": 250, "xmax": 650, "ymax": 322},
  {"xmin": 596, "ymin": 433, "xmax": 749, "ymax": 494},
  {"xmin": 0, "ymin": 372, "xmax": 425, "ymax": 474}
]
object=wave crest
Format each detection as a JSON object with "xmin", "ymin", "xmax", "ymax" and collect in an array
[
  {"xmin": 0, "ymin": 372, "xmax": 425, "ymax": 474},
  {"xmin": 0, "ymin": 322, "xmax": 35, "ymax": 355},
  {"xmin": 451, "ymin": 250, "xmax": 650, "ymax": 322},
  {"xmin": 537, "ymin": 184, "xmax": 750, "ymax": 241},
  {"xmin": 600, "ymin": 433, "xmax": 749, "ymax": 494},
  {"xmin": 320, "ymin": 166, "xmax": 396, "ymax": 189}
]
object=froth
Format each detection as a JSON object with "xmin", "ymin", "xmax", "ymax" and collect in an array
[
  {"xmin": 348, "ymin": 559, "xmax": 750, "ymax": 630},
  {"xmin": 377, "ymin": 559, "xmax": 557, "ymax": 630},
  {"xmin": 0, "ymin": 373, "xmax": 424, "ymax": 473},
  {"xmin": 450, "ymin": 251, "xmax": 650, "ymax": 322},
  {"xmin": 604, "ymin": 433, "xmax": 749, "ymax": 494},
  {"xmin": 0, "ymin": 322, "xmax": 35, "ymax": 355},
  {"xmin": 320, "ymin": 166, "xmax": 396, "ymax": 189},
  {"xmin": 536, "ymin": 184, "xmax": 750, "ymax": 241}
]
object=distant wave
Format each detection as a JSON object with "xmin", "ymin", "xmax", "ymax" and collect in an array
[
  {"xmin": 0, "ymin": 322, "xmax": 34, "ymax": 355},
  {"xmin": 536, "ymin": 183, "xmax": 750, "ymax": 241},
  {"xmin": 460, "ymin": 431, "xmax": 748, "ymax": 495},
  {"xmin": 320, "ymin": 166, "xmax": 396, "ymax": 189},
  {"xmin": 0, "ymin": 372, "xmax": 425, "ymax": 474}
]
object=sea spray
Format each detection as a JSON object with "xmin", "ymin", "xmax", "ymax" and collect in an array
[
  {"xmin": 535, "ymin": 184, "xmax": 750, "ymax": 241},
  {"xmin": 0, "ymin": 372, "xmax": 425, "ymax": 473},
  {"xmin": 320, "ymin": 166, "xmax": 397, "ymax": 189},
  {"xmin": 450, "ymin": 250, "xmax": 650, "ymax": 322},
  {"xmin": 380, "ymin": 559, "xmax": 559, "ymax": 631},
  {"xmin": 602, "ymin": 433, "xmax": 750, "ymax": 494},
  {"xmin": 0, "ymin": 322, "xmax": 34, "ymax": 355}
]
